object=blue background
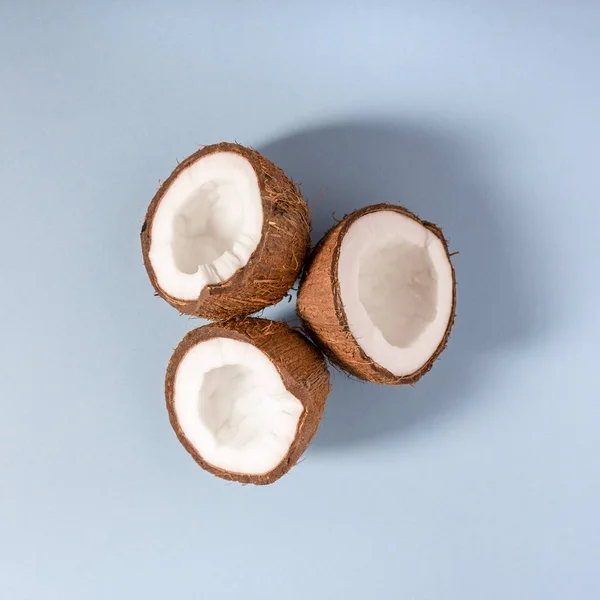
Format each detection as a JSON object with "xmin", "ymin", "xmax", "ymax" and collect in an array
[{"xmin": 1, "ymin": 1, "xmax": 599, "ymax": 598}]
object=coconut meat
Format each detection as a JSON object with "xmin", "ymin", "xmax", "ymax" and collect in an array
[
  {"xmin": 149, "ymin": 152, "xmax": 263, "ymax": 300},
  {"xmin": 173, "ymin": 337, "xmax": 303, "ymax": 475},
  {"xmin": 338, "ymin": 210, "xmax": 453, "ymax": 376}
]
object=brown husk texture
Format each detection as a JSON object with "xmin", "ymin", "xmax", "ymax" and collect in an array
[
  {"xmin": 165, "ymin": 318, "xmax": 330, "ymax": 485},
  {"xmin": 297, "ymin": 203, "xmax": 456, "ymax": 385},
  {"xmin": 141, "ymin": 143, "xmax": 310, "ymax": 320}
]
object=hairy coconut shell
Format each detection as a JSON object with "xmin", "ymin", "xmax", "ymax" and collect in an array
[
  {"xmin": 297, "ymin": 203, "xmax": 456, "ymax": 385},
  {"xmin": 165, "ymin": 318, "xmax": 330, "ymax": 485},
  {"xmin": 141, "ymin": 143, "xmax": 310, "ymax": 320}
]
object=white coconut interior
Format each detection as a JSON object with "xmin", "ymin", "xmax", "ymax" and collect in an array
[
  {"xmin": 149, "ymin": 152, "xmax": 263, "ymax": 300},
  {"xmin": 174, "ymin": 337, "xmax": 303, "ymax": 475},
  {"xmin": 338, "ymin": 210, "xmax": 453, "ymax": 377}
]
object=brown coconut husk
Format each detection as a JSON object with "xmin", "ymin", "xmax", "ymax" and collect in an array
[
  {"xmin": 141, "ymin": 143, "xmax": 310, "ymax": 320},
  {"xmin": 165, "ymin": 318, "xmax": 330, "ymax": 485},
  {"xmin": 297, "ymin": 203, "xmax": 456, "ymax": 385}
]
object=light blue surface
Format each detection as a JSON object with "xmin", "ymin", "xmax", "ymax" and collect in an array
[{"xmin": 1, "ymin": 2, "xmax": 599, "ymax": 598}]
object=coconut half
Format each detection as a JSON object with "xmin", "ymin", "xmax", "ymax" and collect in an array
[
  {"xmin": 141, "ymin": 143, "xmax": 310, "ymax": 320},
  {"xmin": 166, "ymin": 318, "xmax": 330, "ymax": 484},
  {"xmin": 297, "ymin": 204, "xmax": 456, "ymax": 385}
]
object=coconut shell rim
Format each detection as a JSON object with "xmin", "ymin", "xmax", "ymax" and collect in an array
[
  {"xmin": 141, "ymin": 142, "xmax": 310, "ymax": 319},
  {"xmin": 300, "ymin": 202, "xmax": 456, "ymax": 385},
  {"xmin": 165, "ymin": 319, "xmax": 329, "ymax": 485}
]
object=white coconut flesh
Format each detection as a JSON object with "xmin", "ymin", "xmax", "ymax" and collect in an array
[
  {"xmin": 149, "ymin": 152, "xmax": 263, "ymax": 300},
  {"xmin": 337, "ymin": 210, "xmax": 453, "ymax": 377},
  {"xmin": 174, "ymin": 337, "xmax": 303, "ymax": 474}
]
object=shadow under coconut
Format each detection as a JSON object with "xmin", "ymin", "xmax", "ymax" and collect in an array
[{"xmin": 259, "ymin": 120, "xmax": 545, "ymax": 450}]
